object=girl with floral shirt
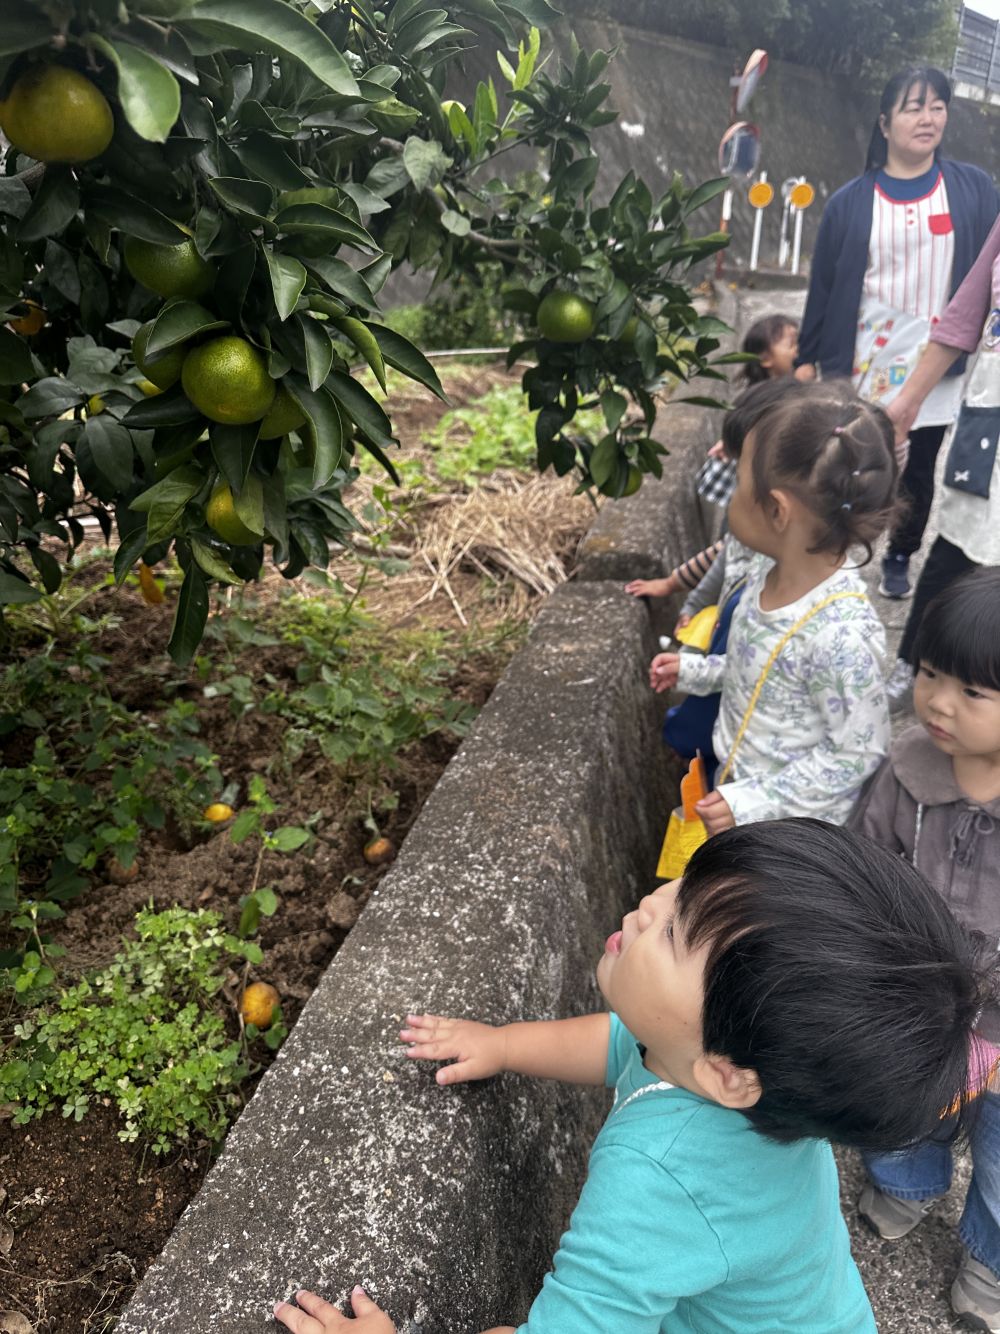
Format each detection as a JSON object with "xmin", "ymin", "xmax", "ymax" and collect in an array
[{"xmin": 650, "ymin": 383, "xmax": 897, "ymax": 831}]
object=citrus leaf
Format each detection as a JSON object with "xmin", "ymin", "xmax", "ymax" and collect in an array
[
  {"xmin": 179, "ymin": 0, "xmax": 360, "ymax": 98},
  {"xmin": 130, "ymin": 464, "xmax": 203, "ymax": 515},
  {"xmin": 17, "ymin": 169, "xmax": 79, "ymax": 244},
  {"xmin": 0, "ymin": 2, "xmax": 51, "ymax": 58},
  {"xmin": 0, "ymin": 328, "xmax": 33, "ymax": 385},
  {"xmin": 211, "ymin": 423, "xmax": 258, "ymax": 492},
  {"xmin": 90, "ymin": 36, "xmax": 181, "ymax": 143},
  {"xmin": 285, "ymin": 376, "xmax": 344, "ymax": 488},
  {"xmin": 29, "ymin": 546, "xmax": 62, "ymax": 594},
  {"xmin": 114, "ymin": 526, "xmax": 148, "ymax": 585},
  {"xmin": 273, "ymin": 204, "xmax": 377, "ymax": 251},
  {"xmin": 682, "ymin": 177, "xmax": 730, "ymax": 217},
  {"xmin": 83, "ymin": 185, "xmax": 188, "ymax": 244},
  {"xmin": 146, "ymin": 301, "xmax": 228, "ymax": 357},
  {"xmin": 303, "ymin": 255, "xmax": 377, "ymax": 310},
  {"xmin": 122, "ymin": 384, "xmax": 202, "ymax": 427},
  {"xmin": 440, "ymin": 208, "xmax": 471, "ymax": 237},
  {"xmin": 0, "ymin": 572, "xmax": 42, "ymax": 606},
  {"xmin": 232, "ymin": 473, "xmax": 265, "ymax": 537},
  {"xmin": 84, "ymin": 415, "xmax": 135, "ymax": 490},
  {"xmin": 402, "ymin": 137, "xmax": 451, "ymax": 190},
  {"xmin": 296, "ymin": 316, "xmax": 334, "ymax": 391},
  {"xmin": 190, "ymin": 536, "xmax": 242, "ymax": 585},
  {"xmin": 167, "ymin": 562, "xmax": 209, "ymax": 666},
  {"xmin": 327, "ymin": 371, "xmax": 393, "ymax": 447},
  {"xmin": 265, "ymin": 251, "xmax": 307, "ymax": 322},
  {"xmin": 368, "ymin": 324, "xmax": 445, "ymax": 401},
  {"xmin": 333, "ymin": 316, "xmax": 386, "ymax": 392}
]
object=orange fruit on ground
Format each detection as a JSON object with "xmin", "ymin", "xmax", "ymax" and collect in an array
[
  {"xmin": 204, "ymin": 482, "xmax": 261, "ymax": 546},
  {"xmin": 203, "ymin": 801, "xmax": 235, "ymax": 822},
  {"xmin": 132, "ymin": 320, "xmax": 188, "ymax": 390},
  {"xmin": 0, "ymin": 66, "xmax": 114, "ymax": 164},
  {"xmin": 7, "ymin": 300, "xmax": 46, "ymax": 336},
  {"xmin": 536, "ymin": 291, "xmax": 597, "ymax": 343},
  {"xmin": 363, "ymin": 835, "xmax": 396, "ymax": 866},
  {"xmin": 240, "ymin": 982, "xmax": 280, "ymax": 1030},
  {"xmin": 124, "ymin": 235, "xmax": 215, "ymax": 301},
  {"xmin": 181, "ymin": 336, "xmax": 276, "ymax": 426},
  {"xmin": 107, "ymin": 857, "xmax": 140, "ymax": 885}
]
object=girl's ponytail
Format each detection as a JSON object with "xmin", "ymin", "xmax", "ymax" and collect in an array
[{"xmin": 749, "ymin": 383, "xmax": 899, "ymax": 562}]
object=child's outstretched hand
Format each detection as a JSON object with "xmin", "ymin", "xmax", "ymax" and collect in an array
[
  {"xmin": 400, "ymin": 1014, "xmax": 507, "ymax": 1085},
  {"xmin": 696, "ymin": 791, "xmax": 735, "ymax": 835},
  {"xmin": 274, "ymin": 1287, "xmax": 394, "ymax": 1334},
  {"xmin": 625, "ymin": 573, "xmax": 680, "ymax": 599},
  {"xmin": 650, "ymin": 651, "xmax": 680, "ymax": 693}
]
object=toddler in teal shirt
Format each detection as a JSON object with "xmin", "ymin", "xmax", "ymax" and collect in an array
[{"xmin": 275, "ymin": 820, "xmax": 992, "ymax": 1334}]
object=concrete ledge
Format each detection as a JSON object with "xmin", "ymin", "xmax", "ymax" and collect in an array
[{"xmin": 118, "ymin": 581, "xmax": 672, "ymax": 1333}]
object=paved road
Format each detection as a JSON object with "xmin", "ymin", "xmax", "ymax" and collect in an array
[{"xmin": 732, "ymin": 289, "xmax": 970, "ymax": 1332}]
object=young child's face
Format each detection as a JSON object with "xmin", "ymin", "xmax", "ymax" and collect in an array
[
  {"xmin": 914, "ymin": 663, "xmax": 1000, "ymax": 759},
  {"xmin": 597, "ymin": 881, "xmax": 708, "ymax": 1087},
  {"xmin": 761, "ymin": 324, "xmax": 799, "ymax": 379}
]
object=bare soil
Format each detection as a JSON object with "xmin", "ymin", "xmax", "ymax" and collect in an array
[{"xmin": 0, "ymin": 365, "xmax": 593, "ymax": 1332}]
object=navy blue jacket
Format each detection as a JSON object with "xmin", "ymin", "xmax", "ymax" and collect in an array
[{"xmin": 798, "ymin": 160, "xmax": 1000, "ymax": 379}]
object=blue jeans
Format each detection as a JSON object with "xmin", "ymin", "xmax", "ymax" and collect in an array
[{"xmin": 864, "ymin": 1092, "xmax": 1000, "ymax": 1279}]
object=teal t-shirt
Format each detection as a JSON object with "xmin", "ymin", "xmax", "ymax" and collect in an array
[{"xmin": 516, "ymin": 1014, "xmax": 876, "ymax": 1333}]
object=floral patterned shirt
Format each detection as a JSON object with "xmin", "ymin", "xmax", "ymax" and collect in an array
[{"xmin": 676, "ymin": 555, "xmax": 890, "ymax": 826}]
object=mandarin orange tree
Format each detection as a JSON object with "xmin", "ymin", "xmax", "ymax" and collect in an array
[{"xmin": 0, "ymin": 0, "xmax": 738, "ymax": 661}]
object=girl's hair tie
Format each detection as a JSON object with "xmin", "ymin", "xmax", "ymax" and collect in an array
[
  {"xmin": 833, "ymin": 426, "xmax": 844, "ymax": 435},
  {"xmin": 852, "ymin": 468, "xmax": 861, "ymax": 476},
  {"xmin": 841, "ymin": 502, "xmax": 853, "ymax": 511}
]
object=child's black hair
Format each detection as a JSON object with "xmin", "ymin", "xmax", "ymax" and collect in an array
[
  {"xmin": 676, "ymin": 819, "xmax": 994, "ymax": 1152},
  {"xmin": 720, "ymin": 376, "xmax": 804, "ymax": 460},
  {"xmin": 865, "ymin": 66, "xmax": 951, "ymax": 173},
  {"xmin": 747, "ymin": 379, "xmax": 898, "ymax": 561},
  {"xmin": 740, "ymin": 314, "xmax": 797, "ymax": 385},
  {"xmin": 912, "ymin": 567, "xmax": 1000, "ymax": 692}
]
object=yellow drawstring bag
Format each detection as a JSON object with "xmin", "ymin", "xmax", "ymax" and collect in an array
[
  {"xmin": 674, "ymin": 604, "xmax": 718, "ymax": 654},
  {"xmin": 656, "ymin": 590, "xmax": 867, "ymax": 879}
]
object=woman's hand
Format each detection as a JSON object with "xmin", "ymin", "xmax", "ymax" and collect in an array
[
  {"xmin": 274, "ymin": 1288, "xmax": 395, "ymax": 1334},
  {"xmin": 650, "ymin": 652, "xmax": 680, "ymax": 693},
  {"xmin": 695, "ymin": 791, "xmax": 735, "ymax": 835},
  {"xmin": 794, "ymin": 363, "xmax": 817, "ymax": 382},
  {"xmin": 400, "ymin": 1014, "xmax": 507, "ymax": 1085}
]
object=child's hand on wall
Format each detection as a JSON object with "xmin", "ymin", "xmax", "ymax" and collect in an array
[
  {"xmin": 649, "ymin": 652, "xmax": 680, "ymax": 692},
  {"xmin": 695, "ymin": 791, "xmax": 735, "ymax": 835},
  {"xmin": 274, "ymin": 1287, "xmax": 395, "ymax": 1333},
  {"xmin": 400, "ymin": 1014, "xmax": 507, "ymax": 1085},
  {"xmin": 625, "ymin": 573, "xmax": 680, "ymax": 599}
]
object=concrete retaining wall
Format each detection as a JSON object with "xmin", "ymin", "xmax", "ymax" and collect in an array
[{"xmin": 119, "ymin": 356, "xmax": 720, "ymax": 1333}]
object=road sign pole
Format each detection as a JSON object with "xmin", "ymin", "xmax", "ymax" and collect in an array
[
  {"xmin": 792, "ymin": 202, "xmax": 805, "ymax": 275},
  {"xmin": 750, "ymin": 172, "xmax": 767, "ymax": 271}
]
